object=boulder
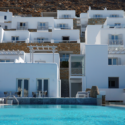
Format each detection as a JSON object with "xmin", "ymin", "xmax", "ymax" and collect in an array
[
  {"xmin": 86, "ymin": 88, "xmax": 91, "ymax": 92},
  {"xmin": 90, "ymin": 86, "xmax": 99, "ymax": 98}
]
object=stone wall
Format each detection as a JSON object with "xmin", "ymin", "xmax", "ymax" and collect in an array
[
  {"xmin": 4, "ymin": 97, "xmax": 97, "ymax": 105},
  {"xmin": 61, "ymin": 79, "xmax": 69, "ymax": 97},
  {"xmin": 88, "ymin": 18, "xmax": 106, "ymax": 25},
  {"xmin": 0, "ymin": 43, "xmax": 80, "ymax": 54},
  {"xmin": 60, "ymin": 68, "xmax": 69, "ymax": 79},
  {"xmin": 0, "ymin": 0, "xmax": 125, "ymax": 17}
]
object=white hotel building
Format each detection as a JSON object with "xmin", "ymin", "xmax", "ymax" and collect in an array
[{"xmin": 0, "ymin": 8, "xmax": 125, "ymax": 102}]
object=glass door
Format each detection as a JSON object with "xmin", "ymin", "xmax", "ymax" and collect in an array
[
  {"xmin": 44, "ymin": 79, "xmax": 48, "ymax": 96},
  {"xmin": 24, "ymin": 79, "xmax": 29, "ymax": 97},
  {"xmin": 37, "ymin": 79, "xmax": 42, "ymax": 92},
  {"xmin": 17, "ymin": 79, "xmax": 23, "ymax": 97},
  {"xmin": 17, "ymin": 79, "xmax": 29, "ymax": 97}
]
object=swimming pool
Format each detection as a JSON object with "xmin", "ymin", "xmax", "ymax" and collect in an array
[{"xmin": 0, "ymin": 105, "xmax": 124, "ymax": 125}]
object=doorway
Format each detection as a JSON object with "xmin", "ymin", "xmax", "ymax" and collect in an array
[
  {"xmin": 17, "ymin": 79, "xmax": 29, "ymax": 97},
  {"xmin": 37, "ymin": 79, "xmax": 48, "ymax": 96},
  {"xmin": 71, "ymin": 83, "xmax": 82, "ymax": 97}
]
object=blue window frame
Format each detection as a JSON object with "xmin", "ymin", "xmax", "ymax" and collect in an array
[{"xmin": 4, "ymin": 16, "xmax": 7, "ymax": 20}]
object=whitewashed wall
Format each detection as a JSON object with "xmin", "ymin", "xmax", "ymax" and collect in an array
[
  {"xmin": 30, "ymin": 32, "xmax": 52, "ymax": 42},
  {"xmin": 85, "ymin": 45, "xmax": 125, "ymax": 89},
  {"xmin": 0, "ymin": 11, "xmax": 12, "ymax": 21},
  {"xmin": 54, "ymin": 19, "xmax": 73, "ymax": 29},
  {"xmin": 88, "ymin": 10, "xmax": 124, "ymax": 18},
  {"xmin": 0, "ymin": 27, "xmax": 4, "ymax": 43},
  {"xmin": 3, "ymin": 30, "xmax": 30, "ymax": 42},
  {"xmin": 57, "ymin": 10, "xmax": 76, "ymax": 19},
  {"xmin": 52, "ymin": 30, "xmax": 79, "ymax": 41},
  {"xmin": 0, "ymin": 63, "xmax": 59, "ymax": 97},
  {"xmin": 86, "ymin": 25, "xmax": 102, "ymax": 44},
  {"xmin": 96, "ymin": 29, "xmax": 125, "ymax": 47},
  {"xmin": 11, "ymin": 17, "xmax": 54, "ymax": 29}
]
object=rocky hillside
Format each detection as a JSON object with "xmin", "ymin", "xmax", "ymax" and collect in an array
[{"xmin": 0, "ymin": 0, "xmax": 125, "ymax": 16}]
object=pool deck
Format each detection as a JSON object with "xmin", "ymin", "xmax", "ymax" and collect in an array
[{"xmin": 3, "ymin": 97, "xmax": 97, "ymax": 105}]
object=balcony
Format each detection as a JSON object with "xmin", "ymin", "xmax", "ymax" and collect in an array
[
  {"xmin": 104, "ymin": 25, "xmax": 125, "ymax": 29},
  {"xmin": 33, "ymin": 40, "xmax": 51, "ymax": 43},
  {"xmin": 17, "ymin": 26, "xmax": 28, "ymax": 30},
  {"xmin": 108, "ymin": 40, "xmax": 123, "ymax": 46},
  {"xmin": 54, "ymin": 40, "xmax": 79, "ymax": 43},
  {"xmin": 37, "ymin": 26, "xmax": 48, "ymax": 30}
]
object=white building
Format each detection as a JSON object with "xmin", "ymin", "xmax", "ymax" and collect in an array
[
  {"xmin": 0, "ymin": 8, "xmax": 125, "ymax": 102},
  {"xmin": 0, "ymin": 46, "xmax": 61, "ymax": 98}
]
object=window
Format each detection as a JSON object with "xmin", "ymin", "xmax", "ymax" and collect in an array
[
  {"xmin": 108, "ymin": 58, "xmax": 118, "ymax": 65},
  {"xmin": 108, "ymin": 77, "xmax": 119, "ymax": 88},
  {"xmin": 62, "ymin": 36, "xmax": 69, "ymax": 41},
  {"xmin": 37, "ymin": 38, "xmax": 45, "ymax": 43},
  {"xmin": 20, "ymin": 22, "xmax": 25, "ymax": 26},
  {"xmin": 0, "ymin": 59, "xmax": 14, "ymax": 62},
  {"xmin": 94, "ymin": 14, "xmax": 102, "ymax": 18},
  {"xmin": 115, "ymin": 23, "xmax": 121, "ymax": 26},
  {"xmin": 4, "ymin": 16, "xmax": 7, "ymax": 20},
  {"xmin": 17, "ymin": 79, "xmax": 29, "ymax": 97},
  {"xmin": 40, "ymin": 22, "xmax": 46, "ymax": 27},
  {"xmin": 60, "ymin": 53, "xmax": 69, "ymax": 62},
  {"xmin": 37, "ymin": 79, "xmax": 48, "ymax": 96},
  {"xmin": 5, "ymin": 26, "xmax": 7, "ymax": 29},
  {"xmin": 12, "ymin": 36, "xmax": 19, "ymax": 41},
  {"xmin": 63, "ymin": 15, "xmax": 70, "ymax": 18},
  {"xmin": 110, "ymin": 14, "xmax": 119, "ymax": 17}
]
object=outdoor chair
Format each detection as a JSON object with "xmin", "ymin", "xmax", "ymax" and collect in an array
[
  {"xmin": 4, "ymin": 92, "xmax": 8, "ymax": 97},
  {"xmin": 32, "ymin": 92, "xmax": 36, "ymax": 97},
  {"xmin": 15, "ymin": 91, "xmax": 21, "ymax": 97}
]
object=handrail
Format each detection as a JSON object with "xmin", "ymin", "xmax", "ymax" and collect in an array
[{"xmin": 13, "ymin": 96, "xmax": 19, "ymax": 105}]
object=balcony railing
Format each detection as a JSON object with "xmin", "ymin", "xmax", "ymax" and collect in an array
[
  {"xmin": 37, "ymin": 26, "xmax": 48, "ymax": 30},
  {"xmin": 54, "ymin": 40, "xmax": 77, "ymax": 43},
  {"xmin": 3, "ymin": 40, "xmax": 26, "ymax": 43},
  {"xmin": 71, "ymin": 68, "xmax": 84, "ymax": 76},
  {"xmin": 56, "ymin": 27, "xmax": 71, "ymax": 29},
  {"xmin": 17, "ymin": 26, "xmax": 28, "ymax": 30},
  {"xmin": 108, "ymin": 25, "xmax": 125, "ymax": 28},
  {"xmin": 33, "ymin": 40, "xmax": 51, "ymax": 43},
  {"xmin": 108, "ymin": 40, "xmax": 123, "ymax": 45}
]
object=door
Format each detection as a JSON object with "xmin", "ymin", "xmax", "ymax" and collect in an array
[
  {"xmin": 62, "ymin": 36, "xmax": 69, "ymax": 43},
  {"xmin": 71, "ymin": 83, "xmax": 82, "ymax": 97},
  {"xmin": 36, "ymin": 79, "xmax": 48, "ymax": 96},
  {"xmin": 17, "ymin": 79, "xmax": 29, "ymax": 97}
]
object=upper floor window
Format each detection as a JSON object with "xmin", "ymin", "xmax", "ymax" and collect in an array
[
  {"xmin": 4, "ymin": 16, "xmax": 7, "ymax": 20},
  {"xmin": 93, "ymin": 14, "xmax": 102, "ymax": 18},
  {"xmin": 40, "ymin": 22, "xmax": 46, "ymax": 27},
  {"xmin": 115, "ymin": 23, "xmax": 121, "ymax": 26},
  {"xmin": 63, "ymin": 15, "xmax": 71, "ymax": 19},
  {"xmin": 5, "ymin": 26, "xmax": 8, "ymax": 29},
  {"xmin": 20, "ymin": 22, "xmax": 26, "ymax": 26},
  {"xmin": 110, "ymin": 14, "xmax": 119, "ymax": 17},
  {"xmin": 108, "ymin": 58, "xmax": 118, "ymax": 65},
  {"xmin": 12, "ymin": 36, "xmax": 19, "ymax": 41},
  {"xmin": 58, "ymin": 24, "xmax": 68, "ymax": 29}
]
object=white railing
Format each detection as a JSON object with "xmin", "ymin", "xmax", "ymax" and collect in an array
[
  {"xmin": 54, "ymin": 40, "xmax": 78, "ymax": 43},
  {"xmin": 37, "ymin": 26, "xmax": 48, "ymax": 30},
  {"xmin": 108, "ymin": 40, "xmax": 123, "ymax": 45},
  {"xmin": 17, "ymin": 26, "xmax": 28, "ymax": 30},
  {"xmin": 56, "ymin": 27, "xmax": 71, "ymax": 29},
  {"xmin": 3, "ymin": 40, "xmax": 26, "ymax": 43},
  {"xmin": 33, "ymin": 40, "xmax": 51, "ymax": 43},
  {"xmin": 107, "ymin": 25, "xmax": 125, "ymax": 28}
]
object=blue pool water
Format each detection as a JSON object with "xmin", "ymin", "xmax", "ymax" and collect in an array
[{"xmin": 0, "ymin": 105, "xmax": 125, "ymax": 125}]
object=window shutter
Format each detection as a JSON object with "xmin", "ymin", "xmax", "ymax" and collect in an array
[
  {"xmin": 45, "ymin": 22, "xmax": 48, "ymax": 29},
  {"xmin": 118, "ymin": 58, "xmax": 121, "ymax": 65},
  {"xmin": 109, "ymin": 34, "xmax": 112, "ymax": 39},
  {"xmin": 17, "ymin": 22, "xmax": 20, "ymax": 29},
  {"xmin": 37, "ymin": 22, "xmax": 40, "ymax": 27},
  {"xmin": 65, "ymin": 24, "xmax": 68, "ymax": 28},
  {"xmin": 26, "ymin": 22, "xmax": 28, "ymax": 29},
  {"xmin": 93, "ymin": 15, "xmax": 96, "ymax": 18},
  {"xmin": 118, "ymin": 34, "xmax": 122, "ymax": 40},
  {"xmin": 57, "ymin": 24, "xmax": 59, "ymax": 28},
  {"xmin": 62, "ymin": 15, "xmax": 64, "ymax": 18},
  {"xmin": 69, "ymin": 15, "xmax": 71, "ymax": 18}
]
